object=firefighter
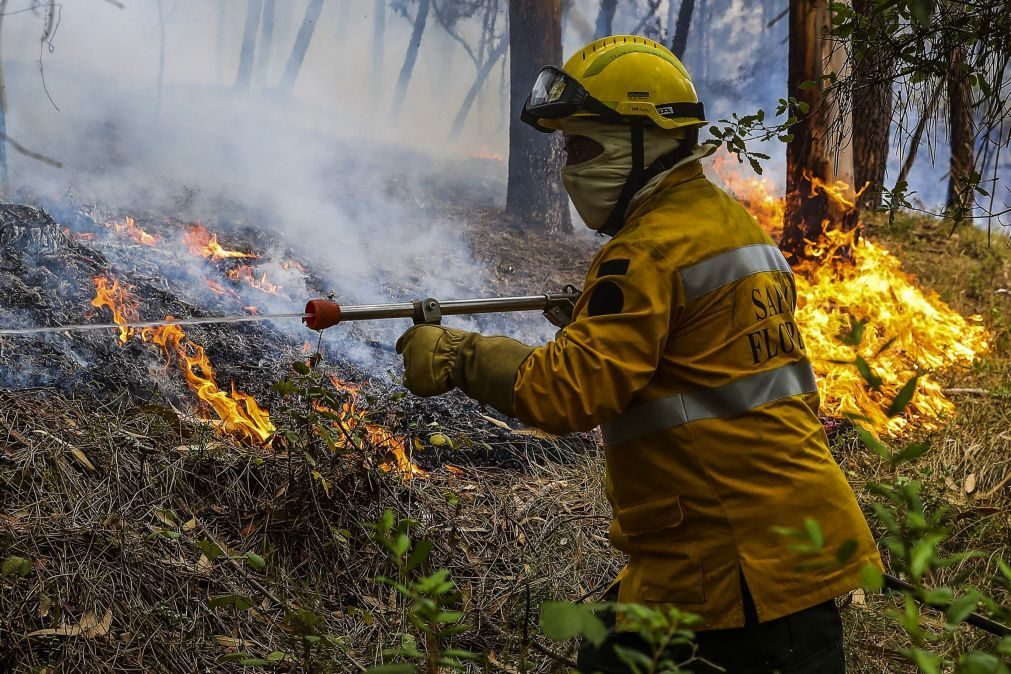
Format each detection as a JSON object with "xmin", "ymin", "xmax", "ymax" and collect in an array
[{"xmin": 397, "ymin": 36, "xmax": 881, "ymax": 673}]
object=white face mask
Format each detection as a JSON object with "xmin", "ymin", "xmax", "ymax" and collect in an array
[{"xmin": 559, "ymin": 119, "xmax": 684, "ymax": 231}]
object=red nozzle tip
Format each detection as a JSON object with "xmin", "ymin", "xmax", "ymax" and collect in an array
[{"xmin": 304, "ymin": 299, "xmax": 341, "ymax": 331}]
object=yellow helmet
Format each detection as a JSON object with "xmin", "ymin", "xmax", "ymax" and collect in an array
[{"xmin": 522, "ymin": 35, "xmax": 705, "ymax": 133}]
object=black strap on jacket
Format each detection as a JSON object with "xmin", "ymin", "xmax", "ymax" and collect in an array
[{"xmin": 599, "ymin": 124, "xmax": 700, "ymax": 238}]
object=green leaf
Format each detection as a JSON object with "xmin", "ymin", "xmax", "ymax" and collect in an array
[
  {"xmin": 908, "ymin": 0, "xmax": 936, "ymax": 26},
  {"xmin": 946, "ymin": 590, "xmax": 981, "ymax": 625},
  {"xmin": 405, "ymin": 540, "xmax": 433, "ymax": 573},
  {"xmin": 243, "ymin": 552, "xmax": 266, "ymax": 570},
  {"xmin": 540, "ymin": 601, "xmax": 607, "ymax": 647},
  {"xmin": 857, "ymin": 427, "xmax": 891, "ymax": 460},
  {"xmin": 194, "ymin": 539, "xmax": 224, "ymax": 561},
  {"xmin": 208, "ymin": 594, "xmax": 255, "ymax": 611},
  {"xmin": 836, "ymin": 539, "xmax": 858, "ymax": 563},
  {"xmin": 909, "ymin": 647, "xmax": 942, "ymax": 674},
  {"xmin": 804, "ymin": 518, "xmax": 825, "ymax": 548},
  {"xmin": 266, "ymin": 651, "xmax": 287, "ymax": 662},
  {"xmin": 922, "ymin": 587, "xmax": 954, "ymax": 606},
  {"xmin": 292, "ymin": 361, "xmax": 311, "ymax": 375},
  {"xmin": 2, "ymin": 555, "xmax": 31, "ymax": 578},
  {"xmin": 861, "ymin": 565, "xmax": 884, "ymax": 591},
  {"xmin": 364, "ymin": 665, "xmax": 417, "ymax": 674},
  {"xmin": 887, "ymin": 376, "xmax": 919, "ymax": 417},
  {"xmin": 910, "ymin": 539, "xmax": 936, "ymax": 578},
  {"xmin": 893, "ymin": 441, "xmax": 930, "ymax": 465},
  {"xmin": 854, "ymin": 356, "xmax": 883, "ymax": 390}
]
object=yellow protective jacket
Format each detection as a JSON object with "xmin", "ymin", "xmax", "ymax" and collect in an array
[{"xmin": 512, "ymin": 162, "xmax": 882, "ymax": 630}]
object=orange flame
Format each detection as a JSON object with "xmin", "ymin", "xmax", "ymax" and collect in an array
[
  {"xmin": 713, "ymin": 159, "xmax": 989, "ymax": 432},
  {"xmin": 206, "ymin": 279, "xmax": 239, "ymax": 298},
  {"xmin": 327, "ymin": 375, "xmax": 426, "ymax": 479},
  {"xmin": 91, "ymin": 276, "xmax": 275, "ymax": 444},
  {"xmin": 90, "ymin": 276, "xmax": 138, "ymax": 344},
  {"xmin": 184, "ymin": 224, "xmax": 259, "ymax": 261},
  {"xmin": 104, "ymin": 216, "xmax": 158, "ymax": 246},
  {"xmin": 226, "ymin": 265, "xmax": 282, "ymax": 294}
]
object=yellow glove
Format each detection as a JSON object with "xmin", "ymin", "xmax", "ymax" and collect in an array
[{"xmin": 395, "ymin": 325, "xmax": 534, "ymax": 416}]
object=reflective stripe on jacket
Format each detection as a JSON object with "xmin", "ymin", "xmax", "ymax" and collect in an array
[{"xmin": 512, "ymin": 162, "xmax": 882, "ymax": 630}]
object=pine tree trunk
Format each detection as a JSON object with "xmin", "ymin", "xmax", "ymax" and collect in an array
[
  {"xmin": 851, "ymin": 0, "xmax": 893, "ymax": 210},
  {"xmin": 390, "ymin": 0, "xmax": 431, "ymax": 117},
  {"xmin": 236, "ymin": 0, "xmax": 263, "ymax": 90},
  {"xmin": 279, "ymin": 0, "xmax": 325, "ymax": 96},
  {"xmin": 781, "ymin": 0, "xmax": 857, "ymax": 261},
  {"xmin": 947, "ymin": 45, "xmax": 974, "ymax": 213},
  {"xmin": 594, "ymin": 0, "xmax": 617, "ymax": 39},
  {"xmin": 670, "ymin": 0, "xmax": 696, "ymax": 60},
  {"xmin": 507, "ymin": 0, "xmax": 570, "ymax": 233},
  {"xmin": 255, "ymin": 0, "xmax": 276, "ymax": 88}
]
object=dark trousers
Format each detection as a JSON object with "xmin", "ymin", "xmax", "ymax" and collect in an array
[{"xmin": 576, "ymin": 578, "xmax": 845, "ymax": 674}]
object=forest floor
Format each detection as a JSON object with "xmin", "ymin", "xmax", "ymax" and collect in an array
[{"xmin": 1, "ymin": 199, "xmax": 1009, "ymax": 673}]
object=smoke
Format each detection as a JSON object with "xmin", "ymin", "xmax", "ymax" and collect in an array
[{"xmin": 1, "ymin": 0, "xmax": 562, "ymax": 368}]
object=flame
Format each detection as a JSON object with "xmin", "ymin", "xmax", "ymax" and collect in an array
[
  {"xmin": 90, "ymin": 276, "xmax": 138, "ymax": 344},
  {"xmin": 327, "ymin": 375, "xmax": 426, "ymax": 479},
  {"xmin": 184, "ymin": 224, "xmax": 259, "ymax": 261},
  {"xmin": 714, "ymin": 161, "xmax": 989, "ymax": 433},
  {"xmin": 206, "ymin": 279, "xmax": 239, "ymax": 298},
  {"xmin": 90, "ymin": 276, "xmax": 275, "ymax": 444},
  {"xmin": 226, "ymin": 265, "xmax": 282, "ymax": 294},
  {"xmin": 105, "ymin": 216, "xmax": 158, "ymax": 246},
  {"xmin": 245, "ymin": 306, "xmax": 260, "ymax": 314}
]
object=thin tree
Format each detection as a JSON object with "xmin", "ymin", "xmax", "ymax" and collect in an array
[
  {"xmin": 278, "ymin": 0, "xmax": 325, "ymax": 96},
  {"xmin": 507, "ymin": 0, "xmax": 570, "ymax": 233},
  {"xmin": 851, "ymin": 0, "xmax": 893, "ymax": 210},
  {"xmin": 947, "ymin": 44, "xmax": 974, "ymax": 214},
  {"xmin": 236, "ymin": 0, "xmax": 263, "ymax": 90},
  {"xmin": 781, "ymin": 0, "xmax": 857, "ymax": 260},
  {"xmin": 669, "ymin": 0, "xmax": 696, "ymax": 60},
  {"xmin": 594, "ymin": 0, "xmax": 617, "ymax": 39},
  {"xmin": 254, "ymin": 0, "xmax": 276, "ymax": 88},
  {"xmin": 390, "ymin": 0, "xmax": 432, "ymax": 118}
]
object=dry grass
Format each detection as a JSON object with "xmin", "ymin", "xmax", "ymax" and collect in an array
[{"xmin": 1, "ymin": 212, "xmax": 1008, "ymax": 672}]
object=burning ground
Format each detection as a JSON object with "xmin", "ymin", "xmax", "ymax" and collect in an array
[{"xmin": 0, "ymin": 169, "xmax": 1009, "ymax": 670}]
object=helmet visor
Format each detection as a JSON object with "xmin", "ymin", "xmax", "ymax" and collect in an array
[
  {"xmin": 521, "ymin": 66, "xmax": 623, "ymax": 133},
  {"xmin": 524, "ymin": 66, "xmax": 587, "ymax": 120}
]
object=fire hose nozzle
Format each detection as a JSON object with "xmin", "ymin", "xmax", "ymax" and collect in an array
[{"xmin": 303, "ymin": 299, "xmax": 341, "ymax": 331}]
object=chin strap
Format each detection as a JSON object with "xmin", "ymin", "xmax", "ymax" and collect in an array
[{"xmin": 599, "ymin": 125, "xmax": 699, "ymax": 238}]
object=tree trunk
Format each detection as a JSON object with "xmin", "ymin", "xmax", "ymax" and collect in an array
[
  {"xmin": 507, "ymin": 0, "xmax": 570, "ymax": 233},
  {"xmin": 947, "ymin": 45, "xmax": 974, "ymax": 213},
  {"xmin": 0, "ymin": 0, "xmax": 9, "ymax": 197},
  {"xmin": 373, "ymin": 0, "xmax": 386, "ymax": 86},
  {"xmin": 390, "ymin": 0, "xmax": 431, "ymax": 118},
  {"xmin": 781, "ymin": 0, "xmax": 857, "ymax": 261},
  {"xmin": 255, "ymin": 0, "xmax": 276, "ymax": 88},
  {"xmin": 895, "ymin": 80, "xmax": 943, "ymax": 186},
  {"xmin": 670, "ymin": 0, "xmax": 696, "ymax": 60},
  {"xmin": 594, "ymin": 0, "xmax": 617, "ymax": 39},
  {"xmin": 450, "ymin": 38, "xmax": 509, "ymax": 140},
  {"xmin": 236, "ymin": 0, "xmax": 263, "ymax": 90},
  {"xmin": 851, "ymin": 0, "xmax": 893, "ymax": 210},
  {"xmin": 279, "ymin": 0, "xmax": 325, "ymax": 96}
]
